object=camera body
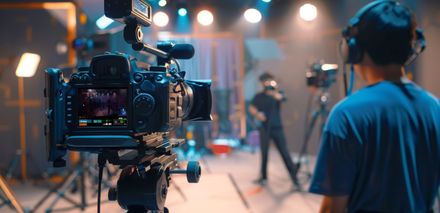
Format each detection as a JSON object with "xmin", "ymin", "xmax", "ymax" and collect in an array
[
  {"xmin": 306, "ymin": 62, "xmax": 338, "ymax": 89},
  {"xmin": 45, "ymin": 52, "xmax": 211, "ymax": 164},
  {"xmin": 45, "ymin": 0, "xmax": 209, "ymax": 211}
]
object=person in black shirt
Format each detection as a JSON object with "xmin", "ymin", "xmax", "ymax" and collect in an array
[{"xmin": 249, "ymin": 73, "xmax": 299, "ymax": 188}]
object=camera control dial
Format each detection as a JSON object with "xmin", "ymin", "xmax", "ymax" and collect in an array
[{"xmin": 134, "ymin": 93, "xmax": 155, "ymax": 116}]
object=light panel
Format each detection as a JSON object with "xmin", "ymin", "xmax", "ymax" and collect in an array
[
  {"xmin": 96, "ymin": 15, "xmax": 114, "ymax": 30},
  {"xmin": 16, "ymin": 53, "xmax": 41, "ymax": 78}
]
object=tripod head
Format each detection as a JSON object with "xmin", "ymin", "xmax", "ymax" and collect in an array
[{"xmin": 101, "ymin": 133, "xmax": 201, "ymax": 212}]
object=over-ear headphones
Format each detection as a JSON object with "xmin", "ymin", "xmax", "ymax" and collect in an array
[{"xmin": 340, "ymin": 0, "xmax": 426, "ymax": 65}]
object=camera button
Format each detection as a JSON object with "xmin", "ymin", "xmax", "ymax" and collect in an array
[
  {"xmin": 141, "ymin": 80, "xmax": 155, "ymax": 92},
  {"xmin": 134, "ymin": 73, "xmax": 144, "ymax": 83}
]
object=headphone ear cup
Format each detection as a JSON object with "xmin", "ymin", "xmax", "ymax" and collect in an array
[
  {"xmin": 339, "ymin": 39, "xmax": 350, "ymax": 63},
  {"xmin": 347, "ymin": 37, "xmax": 363, "ymax": 64}
]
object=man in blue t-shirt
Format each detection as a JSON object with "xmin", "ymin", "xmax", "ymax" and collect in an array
[{"xmin": 309, "ymin": 1, "xmax": 440, "ymax": 212}]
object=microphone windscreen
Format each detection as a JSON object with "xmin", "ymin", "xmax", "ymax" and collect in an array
[{"xmin": 169, "ymin": 44, "xmax": 195, "ymax": 59}]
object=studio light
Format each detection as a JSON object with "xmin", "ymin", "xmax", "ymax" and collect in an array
[
  {"xmin": 153, "ymin": 11, "xmax": 169, "ymax": 27},
  {"xmin": 262, "ymin": 0, "xmax": 272, "ymax": 2},
  {"xmin": 299, "ymin": 3, "xmax": 318, "ymax": 22},
  {"xmin": 158, "ymin": 0, "xmax": 167, "ymax": 7},
  {"xmin": 16, "ymin": 53, "xmax": 41, "ymax": 78},
  {"xmin": 321, "ymin": 64, "xmax": 338, "ymax": 71},
  {"xmin": 197, "ymin": 10, "xmax": 214, "ymax": 26},
  {"xmin": 244, "ymin": 8, "xmax": 262, "ymax": 24},
  {"xmin": 96, "ymin": 15, "xmax": 114, "ymax": 30},
  {"xmin": 178, "ymin": 8, "xmax": 188, "ymax": 17}
]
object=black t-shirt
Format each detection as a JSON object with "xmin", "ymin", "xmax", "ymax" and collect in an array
[{"xmin": 251, "ymin": 92, "xmax": 284, "ymax": 129}]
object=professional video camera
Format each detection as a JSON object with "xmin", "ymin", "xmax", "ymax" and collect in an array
[
  {"xmin": 306, "ymin": 62, "xmax": 338, "ymax": 89},
  {"xmin": 44, "ymin": 0, "xmax": 212, "ymax": 212}
]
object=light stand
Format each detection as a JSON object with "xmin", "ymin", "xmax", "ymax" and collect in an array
[
  {"xmin": 32, "ymin": 153, "xmax": 113, "ymax": 213},
  {"xmin": 0, "ymin": 175, "xmax": 25, "ymax": 213}
]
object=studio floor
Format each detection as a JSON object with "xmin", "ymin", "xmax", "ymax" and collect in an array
[{"xmin": 1, "ymin": 148, "xmax": 324, "ymax": 213}]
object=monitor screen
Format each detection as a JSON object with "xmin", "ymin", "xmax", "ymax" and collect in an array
[{"xmin": 78, "ymin": 88, "xmax": 128, "ymax": 127}]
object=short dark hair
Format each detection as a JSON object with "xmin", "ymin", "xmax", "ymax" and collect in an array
[
  {"xmin": 357, "ymin": 2, "xmax": 416, "ymax": 65},
  {"xmin": 259, "ymin": 72, "xmax": 274, "ymax": 82}
]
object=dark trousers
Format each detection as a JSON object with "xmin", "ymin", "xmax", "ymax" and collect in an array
[{"xmin": 259, "ymin": 127, "xmax": 298, "ymax": 184}]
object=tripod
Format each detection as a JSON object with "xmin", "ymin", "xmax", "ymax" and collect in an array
[
  {"xmin": 32, "ymin": 153, "xmax": 113, "ymax": 212},
  {"xmin": 293, "ymin": 89, "xmax": 331, "ymax": 184},
  {"xmin": 0, "ymin": 175, "xmax": 25, "ymax": 213}
]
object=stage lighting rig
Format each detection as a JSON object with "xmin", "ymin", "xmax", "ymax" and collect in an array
[
  {"xmin": 178, "ymin": 8, "xmax": 188, "ymax": 17},
  {"xmin": 299, "ymin": 3, "xmax": 318, "ymax": 22},
  {"xmin": 244, "ymin": 8, "xmax": 262, "ymax": 24},
  {"xmin": 153, "ymin": 11, "xmax": 169, "ymax": 27},
  {"xmin": 158, "ymin": 0, "xmax": 167, "ymax": 7},
  {"xmin": 197, "ymin": 10, "xmax": 214, "ymax": 26}
]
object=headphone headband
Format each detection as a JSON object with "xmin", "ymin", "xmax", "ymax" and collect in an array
[
  {"xmin": 349, "ymin": 1, "xmax": 398, "ymax": 27},
  {"xmin": 344, "ymin": 0, "xmax": 398, "ymax": 38},
  {"xmin": 341, "ymin": 0, "xmax": 425, "ymax": 65}
]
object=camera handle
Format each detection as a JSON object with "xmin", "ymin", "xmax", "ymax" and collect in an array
[
  {"xmin": 123, "ymin": 22, "xmax": 187, "ymax": 86},
  {"xmin": 123, "ymin": 22, "xmax": 169, "ymax": 59}
]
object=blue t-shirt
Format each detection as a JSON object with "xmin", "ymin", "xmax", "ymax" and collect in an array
[{"xmin": 309, "ymin": 81, "xmax": 440, "ymax": 212}]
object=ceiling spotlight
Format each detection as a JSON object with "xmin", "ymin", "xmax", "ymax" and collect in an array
[
  {"xmin": 153, "ymin": 12, "xmax": 169, "ymax": 27},
  {"xmin": 16, "ymin": 53, "xmax": 41, "ymax": 78},
  {"xmin": 244, "ymin": 8, "xmax": 262, "ymax": 24},
  {"xmin": 299, "ymin": 3, "xmax": 318, "ymax": 22},
  {"xmin": 96, "ymin": 15, "xmax": 114, "ymax": 30},
  {"xmin": 262, "ymin": 0, "xmax": 272, "ymax": 2},
  {"xmin": 197, "ymin": 10, "xmax": 214, "ymax": 26},
  {"xmin": 158, "ymin": 0, "xmax": 167, "ymax": 7},
  {"xmin": 178, "ymin": 8, "xmax": 188, "ymax": 17}
]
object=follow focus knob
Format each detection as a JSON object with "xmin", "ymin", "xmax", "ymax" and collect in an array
[
  {"xmin": 134, "ymin": 93, "xmax": 155, "ymax": 115},
  {"xmin": 170, "ymin": 161, "xmax": 202, "ymax": 183},
  {"xmin": 186, "ymin": 161, "xmax": 201, "ymax": 183}
]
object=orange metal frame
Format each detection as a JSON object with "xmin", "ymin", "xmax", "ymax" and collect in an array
[{"xmin": 0, "ymin": 2, "xmax": 76, "ymax": 180}]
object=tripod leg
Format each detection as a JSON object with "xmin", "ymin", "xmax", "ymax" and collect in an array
[
  {"xmin": 44, "ymin": 170, "xmax": 82, "ymax": 212},
  {"xmin": 0, "ymin": 175, "xmax": 25, "ymax": 213},
  {"xmin": 293, "ymin": 110, "xmax": 320, "ymax": 181},
  {"xmin": 0, "ymin": 192, "xmax": 10, "ymax": 208},
  {"xmin": 32, "ymin": 169, "xmax": 76, "ymax": 212},
  {"xmin": 5, "ymin": 152, "xmax": 21, "ymax": 180},
  {"xmin": 80, "ymin": 166, "xmax": 87, "ymax": 210}
]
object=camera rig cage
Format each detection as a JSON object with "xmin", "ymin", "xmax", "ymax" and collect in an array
[{"xmin": 44, "ymin": 0, "xmax": 212, "ymax": 212}]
